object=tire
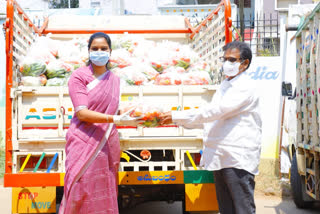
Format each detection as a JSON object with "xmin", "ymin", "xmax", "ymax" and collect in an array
[
  {"xmin": 55, "ymin": 186, "xmax": 64, "ymax": 214},
  {"xmin": 290, "ymin": 153, "xmax": 314, "ymax": 209},
  {"xmin": 182, "ymin": 196, "xmax": 192, "ymax": 214}
]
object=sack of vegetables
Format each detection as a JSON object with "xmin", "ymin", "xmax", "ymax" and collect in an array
[
  {"xmin": 19, "ymin": 57, "xmax": 46, "ymax": 77},
  {"xmin": 46, "ymin": 60, "xmax": 73, "ymax": 79},
  {"xmin": 20, "ymin": 75, "xmax": 47, "ymax": 86},
  {"xmin": 120, "ymin": 103, "xmax": 163, "ymax": 127}
]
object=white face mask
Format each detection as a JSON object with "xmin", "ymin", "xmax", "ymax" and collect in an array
[
  {"xmin": 223, "ymin": 61, "xmax": 242, "ymax": 77},
  {"xmin": 89, "ymin": 51, "xmax": 110, "ymax": 66}
]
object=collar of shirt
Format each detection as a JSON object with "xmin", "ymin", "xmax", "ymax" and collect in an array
[
  {"xmin": 219, "ymin": 70, "xmax": 245, "ymax": 91},
  {"xmin": 228, "ymin": 69, "xmax": 249, "ymax": 85}
]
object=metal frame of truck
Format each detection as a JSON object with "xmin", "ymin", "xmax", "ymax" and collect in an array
[
  {"xmin": 3, "ymin": 0, "xmax": 233, "ymax": 213},
  {"xmin": 286, "ymin": 2, "xmax": 320, "ymax": 209}
]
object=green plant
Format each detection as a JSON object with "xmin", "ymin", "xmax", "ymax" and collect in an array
[
  {"xmin": 0, "ymin": 131, "xmax": 4, "ymax": 178},
  {"xmin": 231, "ymin": 24, "xmax": 243, "ymax": 42},
  {"xmin": 257, "ymin": 38, "xmax": 278, "ymax": 56},
  {"xmin": 258, "ymin": 48, "xmax": 272, "ymax": 56}
]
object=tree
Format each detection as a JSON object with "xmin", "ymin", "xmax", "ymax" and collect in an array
[{"xmin": 50, "ymin": 0, "xmax": 79, "ymax": 9}]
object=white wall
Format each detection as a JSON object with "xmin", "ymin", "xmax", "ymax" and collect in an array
[
  {"xmin": 79, "ymin": 0, "xmax": 114, "ymax": 15},
  {"xmin": 247, "ymin": 56, "xmax": 282, "ymax": 159},
  {"xmin": 0, "ymin": 0, "xmax": 6, "ymax": 15},
  {"xmin": 79, "ymin": 0, "xmax": 90, "ymax": 8},
  {"xmin": 16, "ymin": 0, "xmax": 49, "ymax": 10},
  {"xmin": 124, "ymin": 0, "xmax": 158, "ymax": 15}
]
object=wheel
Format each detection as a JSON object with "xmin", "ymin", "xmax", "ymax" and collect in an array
[
  {"xmin": 182, "ymin": 198, "xmax": 190, "ymax": 214},
  {"xmin": 290, "ymin": 153, "xmax": 314, "ymax": 209},
  {"xmin": 55, "ymin": 186, "xmax": 64, "ymax": 214},
  {"xmin": 118, "ymin": 195, "xmax": 133, "ymax": 211}
]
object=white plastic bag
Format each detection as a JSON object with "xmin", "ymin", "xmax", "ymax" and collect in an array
[{"xmin": 20, "ymin": 75, "xmax": 47, "ymax": 86}]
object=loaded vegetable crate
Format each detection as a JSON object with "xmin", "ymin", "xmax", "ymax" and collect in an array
[{"xmin": 4, "ymin": 0, "xmax": 234, "ymax": 213}]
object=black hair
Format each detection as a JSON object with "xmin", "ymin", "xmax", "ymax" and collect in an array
[
  {"xmin": 87, "ymin": 32, "xmax": 112, "ymax": 67},
  {"xmin": 222, "ymin": 41, "xmax": 252, "ymax": 69}
]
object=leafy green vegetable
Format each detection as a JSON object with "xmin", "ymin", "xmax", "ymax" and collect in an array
[
  {"xmin": 20, "ymin": 62, "xmax": 46, "ymax": 77},
  {"xmin": 46, "ymin": 68, "xmax": 67, "ymax": 79}
]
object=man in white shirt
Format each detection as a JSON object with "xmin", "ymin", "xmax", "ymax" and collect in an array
[{"xmin": 159, "ymin": 41, "xmax": 262, "ymax": 214}]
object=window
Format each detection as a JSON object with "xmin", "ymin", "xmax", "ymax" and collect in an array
[
  {"xmin": 234, "ymin": 0, "xmax": 251, "ymax": 8},
  {"xmin": 176, "ymin": 0, "xmax": 221, "ymax": 4},
  {"xmin": 49, "ymin": 0, "xmax": 79, "ymax": 9},
  {"xmin": 276, "ymin": 0, "xmax": 298, "ymax": 9},
  {"xmin": 197, "ymin": 0, "xmax": 221, "ymax": 3},
  {"xmin": 176, "ymin": 0, "xmax": 197, "ymax": 4},
  {"xmin": 91, "ymin": 2, "xmax": 101, "ymax": 7}
]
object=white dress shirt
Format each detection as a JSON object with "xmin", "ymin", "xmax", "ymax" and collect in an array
[{"xmin": 172, "ymin": 70, "xmax": 262, "ymax": 175}]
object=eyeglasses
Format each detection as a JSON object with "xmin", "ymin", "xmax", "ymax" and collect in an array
[{"xmin": 219, "ymin": 56, "xmax": 242, "ymax": 63}]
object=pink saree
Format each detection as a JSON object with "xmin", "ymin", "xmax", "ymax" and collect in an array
[{"xmin": 59, "ymin": 65, "xmax": 120, "ymax": 214}]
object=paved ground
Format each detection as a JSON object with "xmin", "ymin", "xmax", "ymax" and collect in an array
[
  {"xmin": 120, "ymin": 194, "xmax": 320, "ymax": 214},
  {"xmin": 0, "ymin": 186, "xmax": 11, "ymax": 214},
  {"xmin": 1, "ymin": 177, "xmax": 319, "ymax": 214}
]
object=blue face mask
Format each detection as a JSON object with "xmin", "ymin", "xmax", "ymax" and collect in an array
[{"xmin": 89, "ymin": 51, "xmax": 110, "ymax": 66}]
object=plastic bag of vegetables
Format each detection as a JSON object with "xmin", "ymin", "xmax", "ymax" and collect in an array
[
  {"xmin": 19, "ymin": 57, "xmax": 46, "ymax": 77},
  {"xmin": 120, "ymin": 103, "xmax": 164, "ymax": 127},
  {"xmin": 112, "ymin": 66, "xmax": 148, "ymax": 86},
  {"xmin": 20, "ymin": 75, "xmax": 47, "ymax": 86},
  {"xmin": 109, "ymin": 49, "xmax": 132, "ymax": 69},
  {"xmin": 182, "ymin": 71, "xmax": 212, "ymax": 85},
  {"xmin": 155, "ymin": 72, "xmax": 182, "ymax": 85},
  {"xmin": 46, "ymin": 60, "xmax": 73, "ymax": 79},
  {"xmin": 46, "ymin": 77, "xmax": 68, "ymax": 86},
  {"xmin": 187, "ymin": 61, "xmax": 211, "ymax": 73}
]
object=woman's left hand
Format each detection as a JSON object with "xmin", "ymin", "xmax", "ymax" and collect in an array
[
  {"xmin": 158, "ymin": 111, "xmax": 173, "ymax": 125},
  {"xmin": 113, "ymin": 109, "xmax": 143, "ymax": 126}
]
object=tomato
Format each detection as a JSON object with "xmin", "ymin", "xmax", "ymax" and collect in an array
[
  {"xmin": 132, "ymin": 110, "xmax": 142, "ymax": 117},
  {"xmin": 142, "ymin": 112, "xmax": 152, "ymax": 121},
  {"xmin": 135, "ymin": 80, "xmax": 143, "ymax": 85},
  {"xmin": 152, "ymin": 111, "xmax": 160, "ymax": 118},
  {"xmin": 174, "ymin": 79, "xmax": 182, "ymax": 85},
  {"xmin": 181, "ymin": 57, "xmax": 190, "ymax": 63},
  {"xmin": 159, "ymin": 79, "xmax": 170, "ymax": 85},
  {"xmin": 172, "ymin": 59, "xmax": 178, "ymax": 65},
  {"xmin": 128, "ymin": 48, "xmax": 134, "ymax": 53}
]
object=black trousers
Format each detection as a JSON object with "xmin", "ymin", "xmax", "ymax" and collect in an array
[{"xmin": 213, "ymin": 168, "xmax": 256, "ymax": 214}]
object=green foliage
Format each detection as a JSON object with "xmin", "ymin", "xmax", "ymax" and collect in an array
[
  {"xmin": 0, "ymin": 150, "xmax": 4, "ymax": 178},
  {"xmin": 257, "ymin": 48, "xmax": 274, "ymax": 56},
  {"xmin": 257, "ymin": 38, "xmax": 278, "ymax": 57},
  {"xmin": 0, "ymin": 131, "xmax": 4, "ymax": 178},
  {"xmin": 231, "ymin": 24, "xmax": 243, "ymax": 42},
  {"xmin": 50, "ymin": 0, "xmax": 79, "ymax": 9}
]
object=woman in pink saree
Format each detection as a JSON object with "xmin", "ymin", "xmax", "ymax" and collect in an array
[{"xmin": 59, "ymin": 32, "xmax": 139, "ymax": 214}]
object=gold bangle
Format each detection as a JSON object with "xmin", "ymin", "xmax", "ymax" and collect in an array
[{"xmin": 106, "ymin": 115, "xmax": 109, "ymax": 123}]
